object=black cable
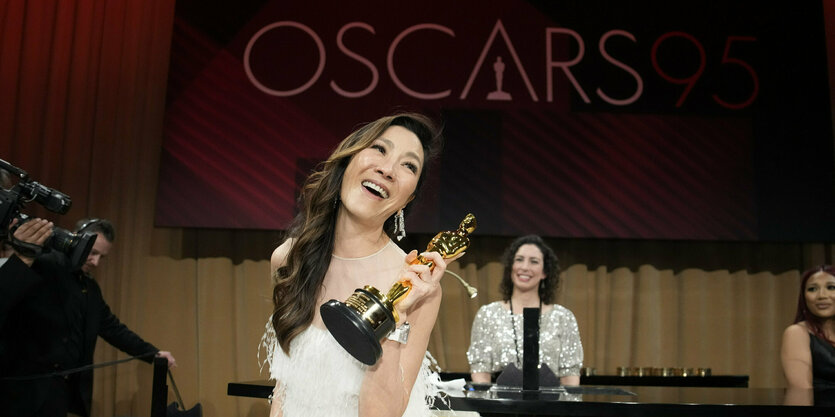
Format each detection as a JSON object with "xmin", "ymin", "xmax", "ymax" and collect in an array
[{"xmin": 0, "ymin": 351, "xmax": 157, "ymax": 381}]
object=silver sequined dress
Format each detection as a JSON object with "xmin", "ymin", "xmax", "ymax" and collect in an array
[{"xmin": 467, "ymin": 301, "xmax": 583, "ymax": 376}]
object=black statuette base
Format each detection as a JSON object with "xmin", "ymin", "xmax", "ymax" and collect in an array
[{"xmin": 320, "ymin": 288, "xmax": 396, "ymax": 365}]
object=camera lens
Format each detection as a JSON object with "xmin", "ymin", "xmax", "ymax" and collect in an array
[{"xmin": 49, "ymin": 227, "xmax": 96, "ymax": 270}]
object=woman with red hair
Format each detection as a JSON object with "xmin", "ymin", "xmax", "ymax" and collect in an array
[{"xmin": 780, "ymin": 265, "xmax": 835, "ymax": 398}]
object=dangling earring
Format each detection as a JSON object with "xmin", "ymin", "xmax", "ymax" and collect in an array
[
  {"xmin": 394, "ymin": 209, "xmax": 406, "ymax": 241},
  {"xmin": 333, "ymin": 196, "xmax": 339, "ymax": 210}
]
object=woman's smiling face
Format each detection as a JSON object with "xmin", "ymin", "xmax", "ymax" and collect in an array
[
  {"xmin": 805, "ymin": 271, "xmax": 835, "ymax": 320},
  {"xmin": 511, "ymin": 243, "xmax": 546, "ymax": 294},
  {"xmin": 340, "ymin": 125, "xmax": 424, "ymax": 226}
]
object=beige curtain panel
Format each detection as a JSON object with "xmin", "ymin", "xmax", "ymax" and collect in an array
[{"xmin": 86, "ymin": 257, "xmax": 830, "ymax": 417}]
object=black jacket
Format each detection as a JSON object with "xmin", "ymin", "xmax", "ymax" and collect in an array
[{"xmin": 0, "ymin": 252, "xmax": 158, "ymax": 417}]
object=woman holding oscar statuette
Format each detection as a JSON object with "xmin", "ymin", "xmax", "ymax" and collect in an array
[
  {"xmin": 467, "ymin": 235, "xmax": 582, "ymax": 386},
  {"xmin": 262, "ymin": 112, "xmax": 462, "ymax": 417}
]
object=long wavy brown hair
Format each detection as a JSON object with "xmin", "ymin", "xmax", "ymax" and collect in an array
[{"xmin": 271, "ymin": 112, "xmax": 442, "ymax": 354}]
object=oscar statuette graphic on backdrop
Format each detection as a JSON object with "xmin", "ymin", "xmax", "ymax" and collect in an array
[{"xmin": 321, "ymin": 213, "xmax": 477, "ymax": 365}]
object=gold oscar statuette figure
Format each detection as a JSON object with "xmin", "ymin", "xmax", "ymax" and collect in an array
[{"xmin": 320, "ymin": 213, "xmax": 477, "ymax": 365}]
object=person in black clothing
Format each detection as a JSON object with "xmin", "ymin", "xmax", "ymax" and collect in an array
[
  {"xmin": 781, "ymin": 265, "xmax": 835, "ymax": 406},
  {"xmin": 0, "ymin": 217, "xmax": 176, "ymax": 417}
]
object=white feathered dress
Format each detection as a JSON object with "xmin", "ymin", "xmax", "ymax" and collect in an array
[{"xmin": 261, "ymin": 241, "xmax": 438, "ymax": 417}]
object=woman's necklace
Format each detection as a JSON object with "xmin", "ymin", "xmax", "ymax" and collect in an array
[{"xmin": 509, "ymin": 298, "xmax": 542, "ymax": 367}]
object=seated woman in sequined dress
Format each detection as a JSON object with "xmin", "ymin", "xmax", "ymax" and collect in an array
[{"xmin": 466, "ymin": 235, "xmax": 582, "ymax": 385}]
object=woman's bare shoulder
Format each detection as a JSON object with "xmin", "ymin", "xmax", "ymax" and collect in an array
[
  {"xmin": 271, "ymin": 238, "xmax": 295, "ymax": 268},
  {"xmin": 783, "ymin": 322, "xmax": 811, "ymax": 340}
]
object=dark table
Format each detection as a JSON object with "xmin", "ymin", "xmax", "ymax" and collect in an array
[
  {"xmin": 227, "ymin": 380, "xmax": 834, "ymax": 416},
  {"xmin": 439, "ymin": 372, "xmax": 750, "ymax": 388},
  {"xmin": 446, "ymin": 385, "xmax": 833, "ymax": 416},
  {"xmin": 579, "ymin": 374, "xmax": 748, "ymax": 387},
  {"xmin": 227, "ymin": 379, "xmax": 273, "ymax": 398}
]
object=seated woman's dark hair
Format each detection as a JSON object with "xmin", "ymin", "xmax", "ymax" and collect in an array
[{"xmin": 499, "ymin": 234, "xmax": 560, "ymax": 304}]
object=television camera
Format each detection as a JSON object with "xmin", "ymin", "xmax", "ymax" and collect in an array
[{"xmin": 0, "ymin": 158, "xmax": 95, "ymax": 270}]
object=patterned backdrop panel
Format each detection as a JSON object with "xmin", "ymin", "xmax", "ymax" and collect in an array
[{"xmin": 155, "ymin": 0, "xmax": 834, "ymax": 241}]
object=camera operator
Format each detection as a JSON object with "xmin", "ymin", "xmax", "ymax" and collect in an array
[{"xmin": 0, "ymin": 217, "xmax": 176, "ymax": 417}]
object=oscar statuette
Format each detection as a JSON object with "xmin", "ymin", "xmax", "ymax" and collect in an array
[{"xmin": 320, "ymin": 213, "xmax": 477, "ymax": 365}]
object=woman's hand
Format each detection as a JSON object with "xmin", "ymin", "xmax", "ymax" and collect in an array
[{"xmin": 394, "ymin": 250, "xmax": 463, "ymax": 320}]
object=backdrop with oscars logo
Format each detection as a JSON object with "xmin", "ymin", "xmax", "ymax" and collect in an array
[{"xmin": 155, "ymin": 0, "xmax": 835, "ymax": 241}]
